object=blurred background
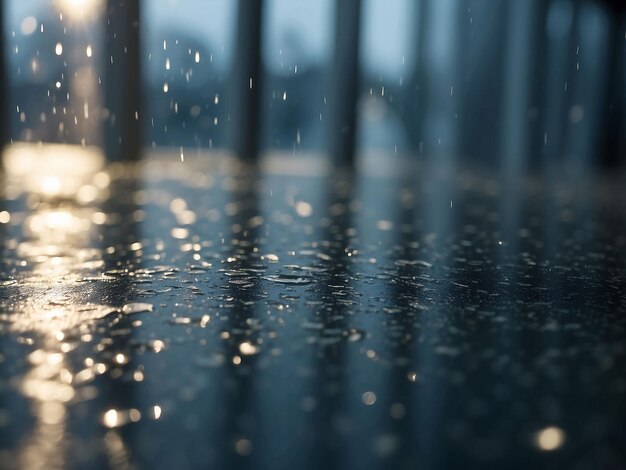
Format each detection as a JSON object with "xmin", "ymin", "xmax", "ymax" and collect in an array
[{"xmin": 3, "ymin": 0, "xmax": 626, "ymax": 169}]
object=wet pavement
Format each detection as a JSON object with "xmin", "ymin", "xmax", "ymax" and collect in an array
[{"xmin": 0, "ymin": 151, "xmax": 624, "ymax": 469}]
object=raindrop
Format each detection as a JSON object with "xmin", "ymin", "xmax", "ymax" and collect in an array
[
  {"xmin": 239, "ymin": 342, "xmax": 259, "ymax": 356},
  {"xmin": 262, "ymin": 274, "xmax": 314, "ymax": 285},
  {"xmin": 121, "ymin": 303, "xmax": 154, "ymax": 314},
  {"xmin": 362, "ymin": 391, "xmax": 377, "ymax": 405}
]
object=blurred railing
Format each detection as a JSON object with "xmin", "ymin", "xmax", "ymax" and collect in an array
[{"xmin": 1, "ymin": 0, "xmax": 625, "ymax": 169}]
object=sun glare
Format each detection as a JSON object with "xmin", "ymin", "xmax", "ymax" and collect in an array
[{"xmin": 56, "ymin": 0, "xmax": 103, "ymax": 22}]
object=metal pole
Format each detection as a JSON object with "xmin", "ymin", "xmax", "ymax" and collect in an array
[
  {"xmin": 327, "ymin": 0, "xmax": 361, "ymax": 168},
  {"xmin": 230, "ymin": 0, "xmax": 264, "ymax": 161},
  {"xmin": 104, "ymin": 0, "xmax": 141, "ymax": 161}
]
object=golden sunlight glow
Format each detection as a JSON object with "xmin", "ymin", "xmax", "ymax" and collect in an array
[
  {"xmin": 3, "ymin": 143, "xmax": 106, "ymax": 199},
  {"xmin": 55, "ymin": 0, "xmax": 103, "ymax": 21},
  {"xmin": 5, "ymin": 146, "xmax": 114, "ymax": 468}
]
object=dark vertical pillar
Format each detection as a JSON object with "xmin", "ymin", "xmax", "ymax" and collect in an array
[
  {"xmin": 230, "ymin": 0, "xmax": 264, "ymax": 161},
  {"xmin": 461, "ymin": 0, "xmax": 511, "ymax": 166},
  {"xmin": 601, "ymin": 3, "xmax": 626, "ymax": 167},
  {"xmin": 0, "ymin": 1, "xmax": 8, "ymax": 150},
  {"xmin": 104, "ymin": 0, "xmax": 141, "ymax": 161},
  {"xmin": 407, "ymin": 0, "xmax": 468, "ymax": 162},
  {"xmin": 500, "ymin": 0, "xmax": 547, "ymax": 174},
  {"xmin": 419, "ymin": 0, "xmax": 466, "ymax": 160},
  {"xmin": 543, "ymin": 0, "xmax": 577, "ymax": 167},
  {"xmin": 407, "ymin": 0, "xmax": 427, "ymax": 157},
  {"xmin": 563, "ymin": 1, "xmax": 612, "ymax": 168},
  {"xmin": 327, "ymin": 0, "xmax": 361, "ymax": 168}
]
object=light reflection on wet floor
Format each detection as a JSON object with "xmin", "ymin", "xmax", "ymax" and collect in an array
[{"xmin": 0, "ymin": 150, "xmax": 625, "ymax": 469}]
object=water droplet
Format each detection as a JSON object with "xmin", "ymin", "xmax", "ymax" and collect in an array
[
  {"xmin": 239, "ymin": 342, "xmax": 259, "ymax": 356},
  {"xmin": 362, "ymin": 391, "xmax": 377, "ymax": 405},
  {"xmin": 534, "ymin": 426, "xmax": 566, "ymax": 451},
  {"xmin": 121, "ymin": 303, "xmax": 154, "ymax": 314},
  {"xmin": 262, "ymin": 274, "xmax": 314, "ymax": 285}
]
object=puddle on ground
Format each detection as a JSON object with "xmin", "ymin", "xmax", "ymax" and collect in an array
[{"xmin": 0, "ymin": 154, "xmax": 624, "ymax": 469}]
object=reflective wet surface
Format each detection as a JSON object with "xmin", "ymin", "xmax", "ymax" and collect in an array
[{"xmin": 0, "ymin": 150, "xmax": 625, "ymax": 469}]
